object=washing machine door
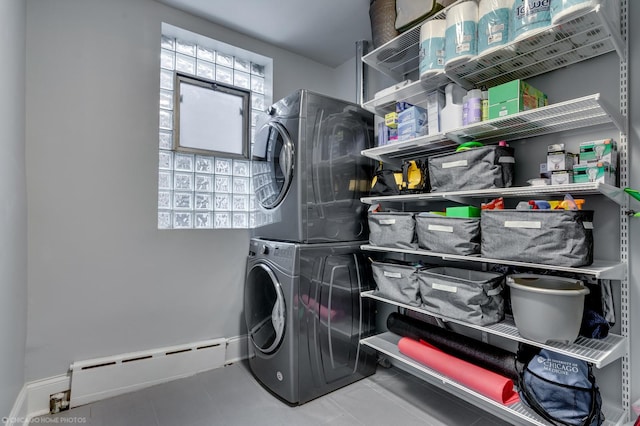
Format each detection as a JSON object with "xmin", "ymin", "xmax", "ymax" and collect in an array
[
  {"xmin": 253, "ymin": 121, "xmax": 295, "ymax": 210},
  {"xmin": 245, "ymin": 262, "xmax": 286, "ymax": 354}
]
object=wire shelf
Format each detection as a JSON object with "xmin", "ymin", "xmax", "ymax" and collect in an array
[
  {"xmin": 360, "ymin": 245, "xmax": 625, "ymax": 279},
  {"xmin": 361, "ymin": 93, "xmax": 624, "ymax": 165},
  {"xmin": 363, "ymin": 1, "xmax": 622, "ymax": 90},
  {"xmin": 361, "ymin": 332, "xmax": 626, "ymax": 426}
]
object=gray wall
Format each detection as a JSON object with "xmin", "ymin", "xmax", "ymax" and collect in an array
[
  {"xmin": 25, "ymin": 0, "xmax": 351, "ymax": 381},
  {"xmin": 0, "ymin": 0, "xmax": 28, "ymax": 417}
]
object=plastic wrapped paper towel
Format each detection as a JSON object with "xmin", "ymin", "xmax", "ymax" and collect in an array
[
  {"xmin": 445, "ymin": 1, "xmax": 478, "ymax": 66},
  {"xmin": 478, "ymin": 0, "xmax": 515, "ymax": 54},
  {"xmin": 419, "ymin": 19, "xmax": 447, "ymax": 78}
]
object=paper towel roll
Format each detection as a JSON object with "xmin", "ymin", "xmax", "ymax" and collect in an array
[
  {"xmin": 551, "ymin": 0, "xmax": 594, "ymax": 25},
  {"xmin": 478, "ymin": 0, "xmax": 514, "ymax": 54},
  {"xmin": 420, "ymin": 19, "xmax": 447, "ymax": 78},
  {"xmin": 512, "ymin": 0, "xmax": 552, "ymax": 41},
  {"xmin": 445, "ymin": 1, "xmax": 479, "ymax": 66}
]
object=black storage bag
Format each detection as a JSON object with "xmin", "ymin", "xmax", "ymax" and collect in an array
[
  {"xmin": 428, "ymin": 145, "xmax": 515, "ymax": 192},
  {"xmin": 481, "ymin": 209, "xmax": 594, "ymax": 267},
  {"xmin": 519, "ymin": 348, "xmax": 604, "ymax": 426}
]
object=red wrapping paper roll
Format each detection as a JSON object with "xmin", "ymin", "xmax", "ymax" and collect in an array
[{"xmin": 398, "ymin": 337, "xmax": 520, "ymax": 405}]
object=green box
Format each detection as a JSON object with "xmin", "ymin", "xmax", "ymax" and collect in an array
[
  {"xmin": 488, "ymin": 79, "xmax": 547, "ymax": 120},
  {"xmin": 446, "ymin": 206, "xmax": 481, "ymax": 218}
]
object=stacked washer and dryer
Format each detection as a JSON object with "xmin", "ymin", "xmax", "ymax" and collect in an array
[{"xmin": 244, "ymin": 90, "xmax": 378, "ymax": 405}]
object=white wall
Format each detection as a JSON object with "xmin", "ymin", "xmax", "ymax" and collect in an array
[
  {"xmin": 0, "ymin": 0, "xmax": 28, "ymax": 417},
  {"xmin": 24, "ymin": 0, "xmax": 351, "ymax": 381}
]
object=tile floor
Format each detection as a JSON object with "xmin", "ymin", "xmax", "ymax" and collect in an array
[{"xmin": 31, "ymin": 361, "xmax": 512, "ymax": 426}]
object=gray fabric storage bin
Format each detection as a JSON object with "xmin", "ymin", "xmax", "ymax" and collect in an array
[
  {"xmin": 481, "ymin": 209, "xmax": 594, "ymax": 267},
  {"xmin": 415, "ymin": 213, "xmax": 480, "ymax": 255},
  {"xmin": 428, "ymin": 145, "xmax": 515, "ymax": 192},
  {"xmin": 368, "ymin": 212, "xmax": 417, "ymax": 249},
  {"xmin": 417, "ymin": 267, "xmax": 505, "ymax": 325},
  {"xmin": 371, "ymin": 260, "xmax": 421, "ymax": 306}
]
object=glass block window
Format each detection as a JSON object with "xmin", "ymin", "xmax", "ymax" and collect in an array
[{"xmin": 158, "ymin": 24, "xmax": 273, "ymax": 230}]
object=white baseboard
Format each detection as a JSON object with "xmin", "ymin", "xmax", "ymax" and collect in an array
[
  {"xmin": 225, "ymin": 335, "xmax": 250, "ymax": 365},
  {"xmin": 5, "ymin": 334, "xmax": 251, "ymax": 425},
  {"xmin": 4, "ymin": 374, "xmax": 71, "ymax": 426}
]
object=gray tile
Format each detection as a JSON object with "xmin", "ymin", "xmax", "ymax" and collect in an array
[
  {"xmin": 88, "ymin": 390, "xmax": 157, "ymax": 426},
  {"xmin": 289, "ymin": 392, "xmax": 355, "ymax": 425},
  {"xmin": 29, "ymin": 363, "xmax": 514, "ymax": 426},
  {"xmin": 328, "ymin": 381, "xmax": 429, "ymax": 426},
  {"xmin": 147, "ymin": 375, "xmax": 218, "ymax": 426},
  {"xmin": 30, "ymin": 405, "xmax": 97, "ymax": 426}
]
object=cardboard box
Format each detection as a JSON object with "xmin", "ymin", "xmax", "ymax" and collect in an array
[
  {"xmin": 398, "ymin": 122, "xmax": 426, "ymax": 141},
  {"xmin": 547, "ymin": 152, "xmax": 576, "ymax": 172},
  {"xmin": 446, "ymin": 206, "xmax": 481, "ymax": 218},
  {"xmin": 389, "ymin": 127, "xmax": 398, "ymax": 142},
  {"xmin": 385, "ymin": 112, "xmax": 398, "ymax": 128},
  {"xmin": 488, "ymin": 79, "xmax": 548, "ymax": 119},
  {"xmin": 395, "ymin": 101, "xmax": 414, "ymax": 113},
  {"xmin": 426, "ymin": 91, "xmax": 445, "ymax": 135},
  {"xmin": 573, "ymin": 163, "xmax": 616, "ymax": 185},
  {"xmin": 579, "ymin": 139, "xmax": 617, "ymax": 165},
  {"xmin": 377, "ymin": 122, "xmax": 389, "ymax": 146},
  {"xmin": 551, "ymin": 170, "xmax": 573, "ymax": 185},
  {"xmin": 397, "ymin": 106, "xmax": 427, "ymax": 125}
]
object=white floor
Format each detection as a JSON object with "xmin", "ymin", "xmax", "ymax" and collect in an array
[{"xmin": 31, "ymin": 361, "xmax": 513, "ymax": 426}]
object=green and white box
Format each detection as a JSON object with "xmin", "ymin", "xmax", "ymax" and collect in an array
[
  {"xmin": 579, "ymin": 139, "xmax": 617, "ymax": 165},
  {"xmin": 573, "ymin": 163, "xmax": 616, "ymax": 185}
]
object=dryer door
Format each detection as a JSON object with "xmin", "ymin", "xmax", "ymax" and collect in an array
[
  {"xmin": 244, "ymin": 263, "xmax": 286, "ymax": 354},
  {"xmin": 253, "ymin": 121, "xmax": 295, "ymax": 210}
]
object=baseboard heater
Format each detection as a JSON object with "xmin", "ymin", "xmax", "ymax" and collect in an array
[{"xmin": 69, "ymin": 337, "xmax": 226, "ymax": 408}]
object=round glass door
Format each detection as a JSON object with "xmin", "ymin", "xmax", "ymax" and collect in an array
[
  {"xmin": 254, "ymin": 121, "xmax": 294, "ymax": 209},
  {"xmin": 244, "ymin": 263, "xmax": 286, "ymax": 354}
]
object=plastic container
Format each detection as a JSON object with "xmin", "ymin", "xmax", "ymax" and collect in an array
[
  {"xmin": 440, "ymin": 83, "xmax": 465, "ymax": 132},
  {"xmin": 507, "ymin": 274, "xmax": 590, "ymax": 344},
  {"xmin": 466, "ymin": 89, "xmax": 482, "ymax": 124}
]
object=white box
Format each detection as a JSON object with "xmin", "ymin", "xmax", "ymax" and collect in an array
[
  {"xmin": 551, "ymin": 170, "xmax": 573, "ymax": 185},
  {"xmin": 547, "ymin": 152, "xmax": 576, "ymax": 172},
  {"xmin": 426, "ymin": 90, "xmax": 445, "ymax": 135}
]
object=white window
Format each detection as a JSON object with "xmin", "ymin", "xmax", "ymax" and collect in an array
[{"xmin": 158, "ymin": 24, "xmax": 273, "ymax": 230}]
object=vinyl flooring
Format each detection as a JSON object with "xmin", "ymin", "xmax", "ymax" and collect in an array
[{"xmin": 30, "ymin": 360, "xmax": 513, "ymax": 426}]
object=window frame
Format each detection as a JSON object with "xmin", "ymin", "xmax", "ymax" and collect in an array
[{"xmin": 172, "ymin": 72, "xmax": 252, "ymax": 159}]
